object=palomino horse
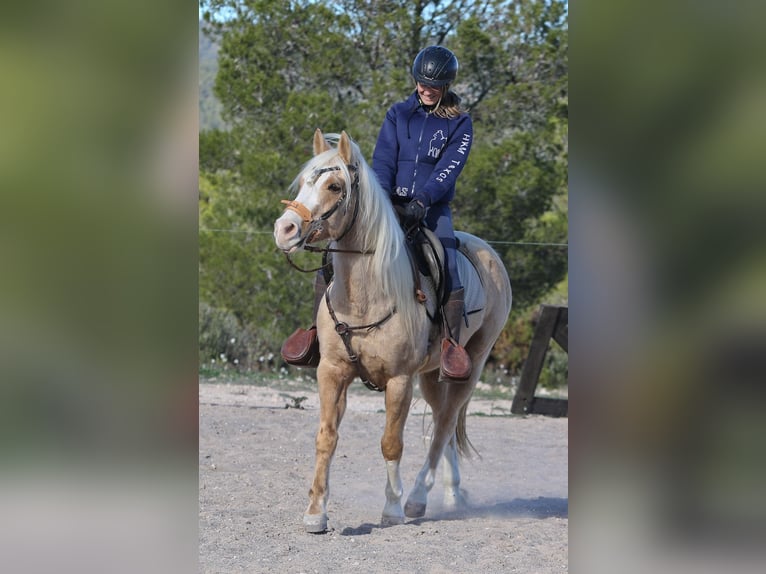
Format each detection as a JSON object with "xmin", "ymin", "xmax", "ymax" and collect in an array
[{"xmin": 274, "ymin": 129, "xmax": 512, "ymax": 532}]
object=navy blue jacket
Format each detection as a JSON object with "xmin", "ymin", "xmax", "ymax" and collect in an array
[{"xmin": 372, "ymin": 91, "xmax": 473, "ymax": 208}]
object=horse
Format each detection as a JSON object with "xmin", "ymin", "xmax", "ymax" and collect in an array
[{"xmin": 273, "ymin": 129, "xmax": 512, "ymax": 532}]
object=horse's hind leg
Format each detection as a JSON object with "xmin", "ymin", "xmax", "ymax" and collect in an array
[
  {"xmin": 440, "ymin": 343, "xmax": 500, "ymax": 511},
  {"xmin": 380, "ymin": 375, "xmax": 413, "ymax": 526},
  {"xmin": 404, "ymin": 370, "xmax": 474, "ymax": 518},
  {"xmin": 441, "ymin": 435, "xmax": 468, "ymax": 511}
]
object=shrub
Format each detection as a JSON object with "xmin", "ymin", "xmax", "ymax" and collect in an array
[
  {"xmin": 198, "ymin": 302, "xmax": 253, "ymax": 368},
  {"xmin": 538, "ymin": 344, "xmax": 568, "ymax": 390}
]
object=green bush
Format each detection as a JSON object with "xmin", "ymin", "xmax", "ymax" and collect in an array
[
  {"xmin": 538, "ymin": 344, "xmax": 568, "ymax": 390},
  {"xmin": 198, "ymin": 302, "xmax": 253, "ymax": 368}
]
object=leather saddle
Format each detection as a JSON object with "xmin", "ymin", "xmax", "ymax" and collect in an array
[
  {"xmin": 395, "ymin": 211, "xmax": 485, "ymax": 330},
  {"xmin": 404, "ymin": 226, "xmax": 447, "ymax": 306},
  {"xmin": 392, "ymin": 205, "xmax": 449, "ymax": 310}
]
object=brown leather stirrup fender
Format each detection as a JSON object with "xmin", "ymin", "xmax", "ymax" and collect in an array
[
  {"xmin": 281, "ymin": 327, "xmax": 320, "ymax": 367},
  {"xmin": 280, "ymin": 271, "xmax": 327, "ymax": 368}
]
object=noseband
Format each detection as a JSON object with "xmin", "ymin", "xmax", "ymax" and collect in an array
[{"xmin": 280, "ymin": 162, "xmax": 368, "ymax": 273}]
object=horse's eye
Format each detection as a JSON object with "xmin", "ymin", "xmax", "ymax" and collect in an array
[{"xmin": 328, "ymin": 183, "xmax": 342, "ymax": 194}]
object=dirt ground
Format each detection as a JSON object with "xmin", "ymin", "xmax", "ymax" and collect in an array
[{"xmin": 199, "ymin": 380, "xmax": 568, "ymax": 573}]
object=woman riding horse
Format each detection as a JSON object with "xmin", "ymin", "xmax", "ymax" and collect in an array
[{"xmin": 282, "ymin": 46, "xmax": 473, "ymax": 384}]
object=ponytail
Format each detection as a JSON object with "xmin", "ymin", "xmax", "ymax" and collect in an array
[{"xmin": 432, "ymin": 89, "xmax": 465, "ymax": 119}]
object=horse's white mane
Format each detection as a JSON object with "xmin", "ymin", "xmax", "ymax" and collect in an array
[{"xmin": 294, "ymin": 133, "xmax": 421, "ymax": 342}]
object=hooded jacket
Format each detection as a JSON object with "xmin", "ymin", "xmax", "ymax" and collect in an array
[{"xmin": 372, "ymin": 91, "xmax": 473, "ymax": 208}]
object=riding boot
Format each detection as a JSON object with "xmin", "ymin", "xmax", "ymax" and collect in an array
[
  {"xmin": 280, "ymin": 272, "xmax": 326, "ymax": 367},
  {"xmin": 439, "ymin": 288, "xmax": 472, "ymax": 382}
]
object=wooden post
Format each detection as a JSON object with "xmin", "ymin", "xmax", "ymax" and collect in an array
[{"xmin": 511, "ymin": 305, "xmax": 568, "ymax": 417}]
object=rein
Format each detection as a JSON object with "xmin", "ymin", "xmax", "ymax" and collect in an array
[
  {"xmin": 284, "ymin": 244, "xmax": 371, "ymax": 274},
  {"xmin": 281, "ymin": 163, "xmax": 372, "ymax": 273}
]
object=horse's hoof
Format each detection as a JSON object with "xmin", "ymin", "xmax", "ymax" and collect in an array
[
  {"xmin": 303, "ymin": 512, "xmax": 328, "ymax": 533},
  {"xmin": 404, "ymin": 500, "xmax": 426, "ymax": 518},
  {"xmin": 380, "ymin": 513, "xmax": 405, "ymax": 527},
  {"xmin": 443, "ymin": 488, "xmax": 468, "ymax": 510}
]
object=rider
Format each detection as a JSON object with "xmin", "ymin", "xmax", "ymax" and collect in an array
[
  {"xmin": 371, "ymin": 45, "xmax": 473, "ymax": 383},
  {"xmin": 281, "ymin": 46, "xmax": 473, "ymax": 383}
]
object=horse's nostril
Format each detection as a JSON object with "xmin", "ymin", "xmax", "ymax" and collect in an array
[{"xmin": 275, "ymin": 220, "xmax": 299, "ymax": 244}]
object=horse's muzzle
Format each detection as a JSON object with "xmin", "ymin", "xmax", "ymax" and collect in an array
[{"xmin": 274, "ymin": 212, "xmax": 305, "ymax": 252}]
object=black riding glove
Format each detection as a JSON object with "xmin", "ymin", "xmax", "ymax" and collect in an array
[{"xmin": 402, "ymin": 199, "xmax": 427, "ymax": 228}]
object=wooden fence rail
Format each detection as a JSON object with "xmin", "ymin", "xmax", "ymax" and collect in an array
[{"xmin": 510, "ymin": 304, "xmax": 568, "ymax": 417}]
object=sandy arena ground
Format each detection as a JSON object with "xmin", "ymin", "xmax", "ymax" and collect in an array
[{"xmin": 199, "ymin": 381, "xmax": 568, "ymax": 573}]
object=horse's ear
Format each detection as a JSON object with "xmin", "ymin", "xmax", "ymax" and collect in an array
[
  {"xmin": 338, "ymin": 131, "xmax": 352, "ymax": 164},
  {"xmin": 313, "ymin": 128, "xmax": 330, "ymax": 156}
]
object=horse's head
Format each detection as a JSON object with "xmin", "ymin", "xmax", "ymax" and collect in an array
[
  {"xmin": 274, "ymin": 129, "xmax": 359, "ymax": 253},
  {"xmin": 274, "ymin": 128, "xmax": 426, "ymax": 346}
]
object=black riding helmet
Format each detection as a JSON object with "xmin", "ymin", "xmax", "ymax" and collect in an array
[{"xmin": 412, "ymin": 46, "xmax": 458, "ymax": 88}]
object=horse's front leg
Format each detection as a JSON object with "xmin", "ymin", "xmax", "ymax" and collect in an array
[
  {"xmin": 304, "ymin": 362, "xmax": 353, "ymax": 533},
  {"xmin": 380, "ymin": 375, "xmax": 413, "ymax": 526}
]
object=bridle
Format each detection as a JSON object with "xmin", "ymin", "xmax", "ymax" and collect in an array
[{"xmin": 280, "ymin": 162, "xmax": 370, "ymax": 273}]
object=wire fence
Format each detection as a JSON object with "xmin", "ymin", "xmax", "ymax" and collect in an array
[{"xmin": 198, "ymin": 227, "xmax": 568, "ymax": 248}]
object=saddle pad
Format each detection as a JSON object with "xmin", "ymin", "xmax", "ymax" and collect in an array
[
  {"xmin": 417, "ymin": 236, "xmax": 486, "ymax": 319},
  {"xmin": 420, "ymin": 229, "xmax": 487, "ymax": 319},
  {"xmin": 457, "ymin": 246, "xmax": 486, "ymax": 315}
]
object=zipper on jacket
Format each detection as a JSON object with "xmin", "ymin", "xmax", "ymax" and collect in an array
[{"xmin": 411, "ymin": 111, "xmax": 429, "ymax": 199}]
